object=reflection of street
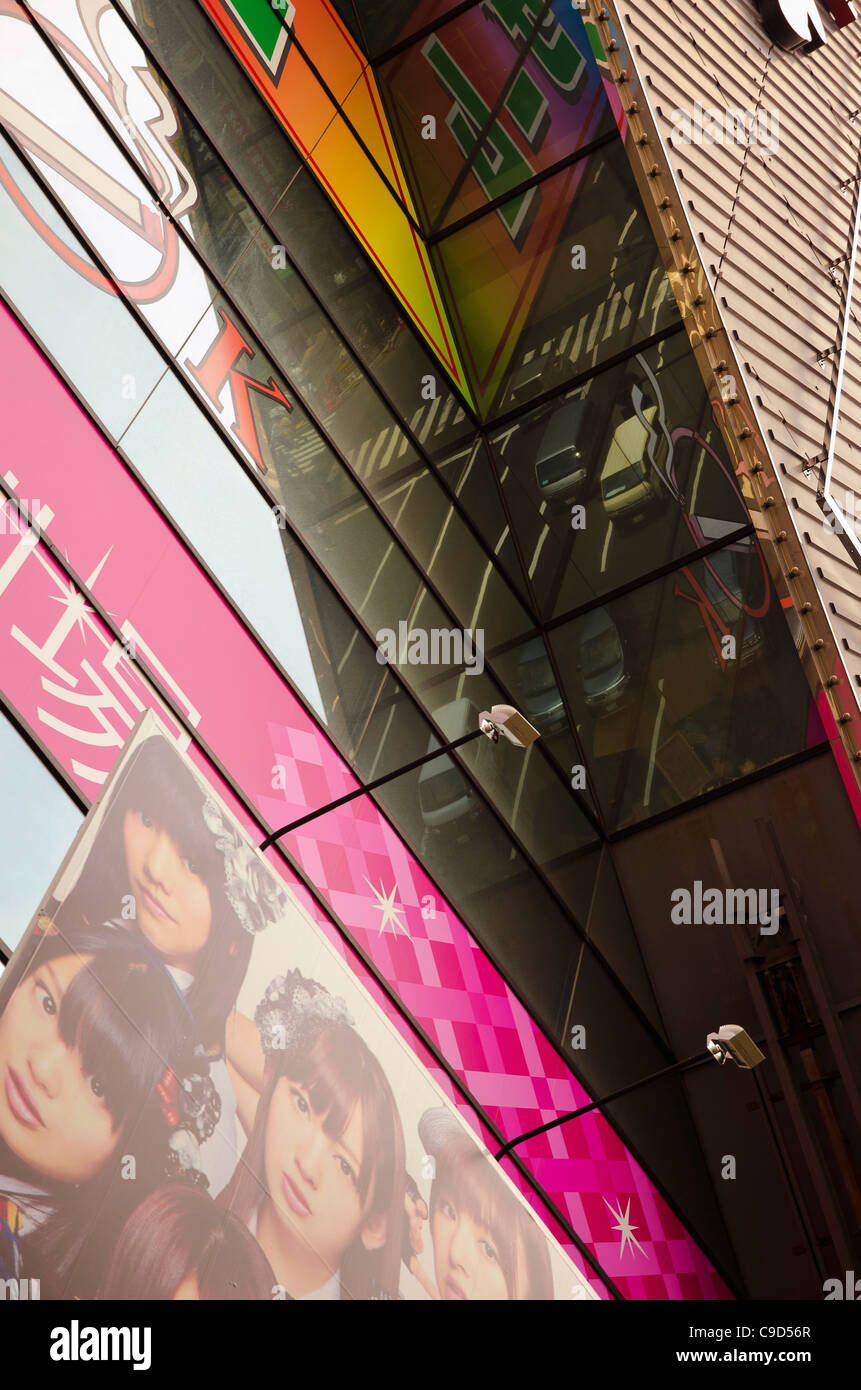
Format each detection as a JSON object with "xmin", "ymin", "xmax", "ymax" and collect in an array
[
  {"xmin": 500, "ymin": 258, "xmax": 673, "ymax": 415},
  {"xmin": 548, "ymin": 583, "xmax": 786, "ymax": 828},
  {"xmin": 273, "ymin": 369, "xmax": 470, "ymax": 481},
  {"xmin": 491, "ymin": 174, "xmax": 679, "ymax": 406},
  {"xmin": 493, "ymin": 367, "xmax": 749, "ymax": 621}
]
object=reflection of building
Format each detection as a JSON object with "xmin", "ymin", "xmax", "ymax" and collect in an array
[{"xmin": 0, "ymin": 0, "xmax": 858, "ymax": 1300}]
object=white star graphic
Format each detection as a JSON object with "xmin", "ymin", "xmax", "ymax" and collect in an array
[
  {"xmin": 48, "ymin": 581, "xmax": 94, "ymax": 635},
  {"xmin": 46, "ymin": 549, "xmax": 114, "ymax": 646},
  {"xmin": 604, "ymin": 1197, "xmax": 647, "ymax": 1259},
  {"xmin": 364, "ymin": 878, "xmax": 410, "ymax": 938}
]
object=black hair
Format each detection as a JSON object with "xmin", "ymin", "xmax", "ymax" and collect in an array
[
  {"xmin": 0, "ymin": 924, "xmax": 193, "ymax": 1298},
  {"xmin": 53, "ymin": 736, "xmax": 251, "ymax": 1050},
  {"xmin": 99, "ymin": 1184, "xmax": 279, "ymax": 1300},
  {"xmin": 221, "ymin": 1012, "xmax": 406, "ymax": 1301}
]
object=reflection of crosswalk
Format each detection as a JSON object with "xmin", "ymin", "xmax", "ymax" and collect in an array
[
  {"xmin": 518, "ymin": 268, "xmax": 670, "ymax": 376},
  {"xmin": 279, "ymin": 394, "xmax": 468, "ymax": 478},
  {"xmin": 353, "ymin": 394, "xmax": 467, "ymax": 480},
  {"xmin": 283, "ymin": 269, "xmax": 669, "ymax": 476}
]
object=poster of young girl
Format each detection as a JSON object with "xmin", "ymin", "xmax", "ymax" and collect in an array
[{"xmin": 0, "ymin": 713, "xmax": 596, "ymax": 1300}]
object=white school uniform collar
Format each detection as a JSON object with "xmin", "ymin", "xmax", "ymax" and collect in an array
[
  {"xmin": 166, "ymin": 964, "xmax": 194, "ymax": 992},
  {"xmin": 103, "ymin": 920, "xmax": 195, "ymax": 993},
  {"xmin": 247, "ymin": 1206, "xmax": 341, "ymax": 1300}
]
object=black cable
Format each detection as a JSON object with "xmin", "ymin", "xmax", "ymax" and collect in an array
[
  {"xmin": 259, "ymin": 727, "xmax": 483, "ymax": 848},
  {"xmin": 496, "ymin": 1051, "xmax": 712, "ymax": 1159}
]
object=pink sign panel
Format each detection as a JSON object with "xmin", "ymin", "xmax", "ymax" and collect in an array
[{"xmin": 0, "ymin": 302, "xmax": 731, "ymax": 1299}]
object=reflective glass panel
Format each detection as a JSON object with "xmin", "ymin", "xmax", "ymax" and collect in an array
[
  {"xmin": 118, "ymin": 0, "xmax": 302, "ymax": 219},
  {"xmin": 489, "ymin": 335, "xmax": 750, "ymax": 620},
  {"xmin": 351, "ymin": 0, "xmax": 471, "ymax": 57},
  {"xmin": 377, "ymin": 0, "xmax": 613, "ymax": 232},
  {"xmin": 433, "ymin": 142, "xmax": 680, "ymax": 418},
  {"xmin": 549, "ymin": 543, "xmax": 822, "ymax": 829}
]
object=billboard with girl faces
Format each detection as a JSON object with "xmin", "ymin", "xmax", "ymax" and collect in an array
[{"xmin": 0, "ymin": 714, "xmax": 595, "ymax": 1301}]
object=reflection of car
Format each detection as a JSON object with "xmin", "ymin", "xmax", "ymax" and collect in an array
[
  {"xmin": 702, "ymin": 549, "xmax": 763, "ymax": 666},
  {"xmin": 516, "ymin": 638, "xmax": 568, "ymax": 734},
  {"xmin": 784, "ymin": 602, "xmax": 804, "ymax": 653},
  {"xmin": 418, "ymin": 699, "xmax": 483, "ymax": 837},
  {"xmin": 599, "ymin": 406, "xmax": 665, "ymax": 522},
  {"xmin": 576, "ymin": 609, "xmax": 630, "ymax": 710},
  {"xmin": 505, "ymin": 348, "xmax": 568, "ymax": 409},
  {"xmin": 534, "ymin": 399, "xmax": 598, "ymax": 507}
]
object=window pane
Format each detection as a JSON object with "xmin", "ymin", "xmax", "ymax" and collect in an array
[
  {"xmin": 267, "ymin": 169, "xmax": 475, "ymax": 460},
  {"xmin": 351, "ymin": 0, "xmax": 470, "ymax": 57},
  {"xmin": 377, "ymin": 0, "xmax": 613, "ymax": 232},
  {"xmin": 120, "ymin": 0, "xmax": 302, "ymax": 219},
  {"xmin": 434, "ymin": 143, "xmax": 680, "ymax": 417},
  {"xmin": 489, "ymin": 335, "xmax": 750, "ymax": 619},
  {"xmin": 549, "ymin": 543, "xmax": 823, "ymax": 829},
  {"xmin": 119, "ymin": 0, "xmax": 477, "ymax": 457},
  {"xmin": 118, "ymin": 375, "xmax": 594, "ymax": 881},
  {"xmin": 0, "ymin": 711, "xmax": 82, "ymax": 954},
  {"xmin": 0, "ymin": 135, "xmax": 165, "ymax": 438},
  {"xmin": 117, "ymin": 372, "xmax": 329, "ymax": 713}
]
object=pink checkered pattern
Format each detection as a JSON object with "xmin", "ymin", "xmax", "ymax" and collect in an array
[
  {"xmin": 256, "ymin": 727, "xmax": 732, "ymax": 1300},
  {"xmin": 0, "ymin": 301, "xmax": 732, "ymax": 1299}
]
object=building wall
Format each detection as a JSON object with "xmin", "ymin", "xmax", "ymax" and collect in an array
[
  {"xmin": 0, "ymin": 0, "xmax": 741, "ymax": 1298},
  {"xmin": 614, "ymin": 0, "xmax": 861, "ymax": 733},
  {"xmin": 1, "ymin": 0, "xmax": 859, "ymax": 1298},
  {"xmin": 611, "ymin": 749, "xmax": 861, "ymax": 1297}
]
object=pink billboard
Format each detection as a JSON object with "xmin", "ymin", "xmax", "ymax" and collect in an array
[
  {"xmin": 0, "ymin": 301, "xmax": 731, "ymax": 1299},
  {"xmin": 2, "ymin": 714, "xmax": 594, "ymax": 1300}
]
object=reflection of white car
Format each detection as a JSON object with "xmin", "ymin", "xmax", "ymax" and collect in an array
[
  {"xmin": 600, "ymin": 408, "xmax": 664, "ymax": 522},
  {"xmin": 576, "ymin": 610, "xmax": 630, "ymax": 710}
]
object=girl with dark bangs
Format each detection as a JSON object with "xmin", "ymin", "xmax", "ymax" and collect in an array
[
  {"xmin": 0, "ymin": 925, "xmax": 193, "ymax": 1299},
  {"xmin": 419, "ymin": 1109, "xmax": 554, "ymax": 1300},
  {"xmin": 99, "ymin": 1183, "xmax": 278, "ymax": 1300},
  {"xmin": 51, "ymin": 735, "xmax": 287, "ymax": 1194},
  {"xmin": 221, "ymin": 970, "xmax": 406, "ymax": 1301}
]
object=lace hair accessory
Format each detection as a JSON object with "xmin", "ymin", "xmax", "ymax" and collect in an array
[
  {"xmin": 255, "ymin": 969, "xmax": 354, "ymax": 1056},
  {"xmin": 201, "ymin": 795, "xmax": 289, "ymax": 934},
  {"xmin": 418, "ymin": 1106, "xmax": 470, "ymax": 1159},
  {"xmin": 158, "ymin": 1043, "xmax": 222, "ymax": 1190}
]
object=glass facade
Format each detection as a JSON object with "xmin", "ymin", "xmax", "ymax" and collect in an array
[
  {"xmin": 0, "ymin": 709, "xmax": 83, "ymax": 957},
  {"xmin": 0, "ymin": 0, "xmax": 854, "ymax": 1302}
]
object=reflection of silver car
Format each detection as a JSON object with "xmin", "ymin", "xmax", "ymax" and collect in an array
[
  {"xmin": 534, "ymin": 399, "xmax": 597, "ymax": 507},
  {"xmin": 703, "ymin": 548, "xmax": 763, "ymax": 666},
  {"xmin": 517, "ymin": 638, "xmax": 567, "ymax": 734},
  {"xmin": 576, "ymin": 609, "xmax": 630, "ymax": 710},
  {"xmin": 418, "ymin": 699, "xmax": 481, "ymax": 836}
]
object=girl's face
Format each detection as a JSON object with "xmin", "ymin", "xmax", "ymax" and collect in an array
[
  {"xmin": 172, "ymin": 1274, "xmax": 199, "ymax": 1300},
  {"xmin": 0, "ymin": 954, "xmax": 118, "ymax": 1184},
  {"xmin": 431, "ymin": 1190, "xmax": 510, "ymax": 1300},
  {"xmin": 122, "ymin": 809, "xmax": 212, "ymax": 973},
  {"xmin": 263, "ymin": 1074, "xmax": 373, "ymax": 1274}
]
